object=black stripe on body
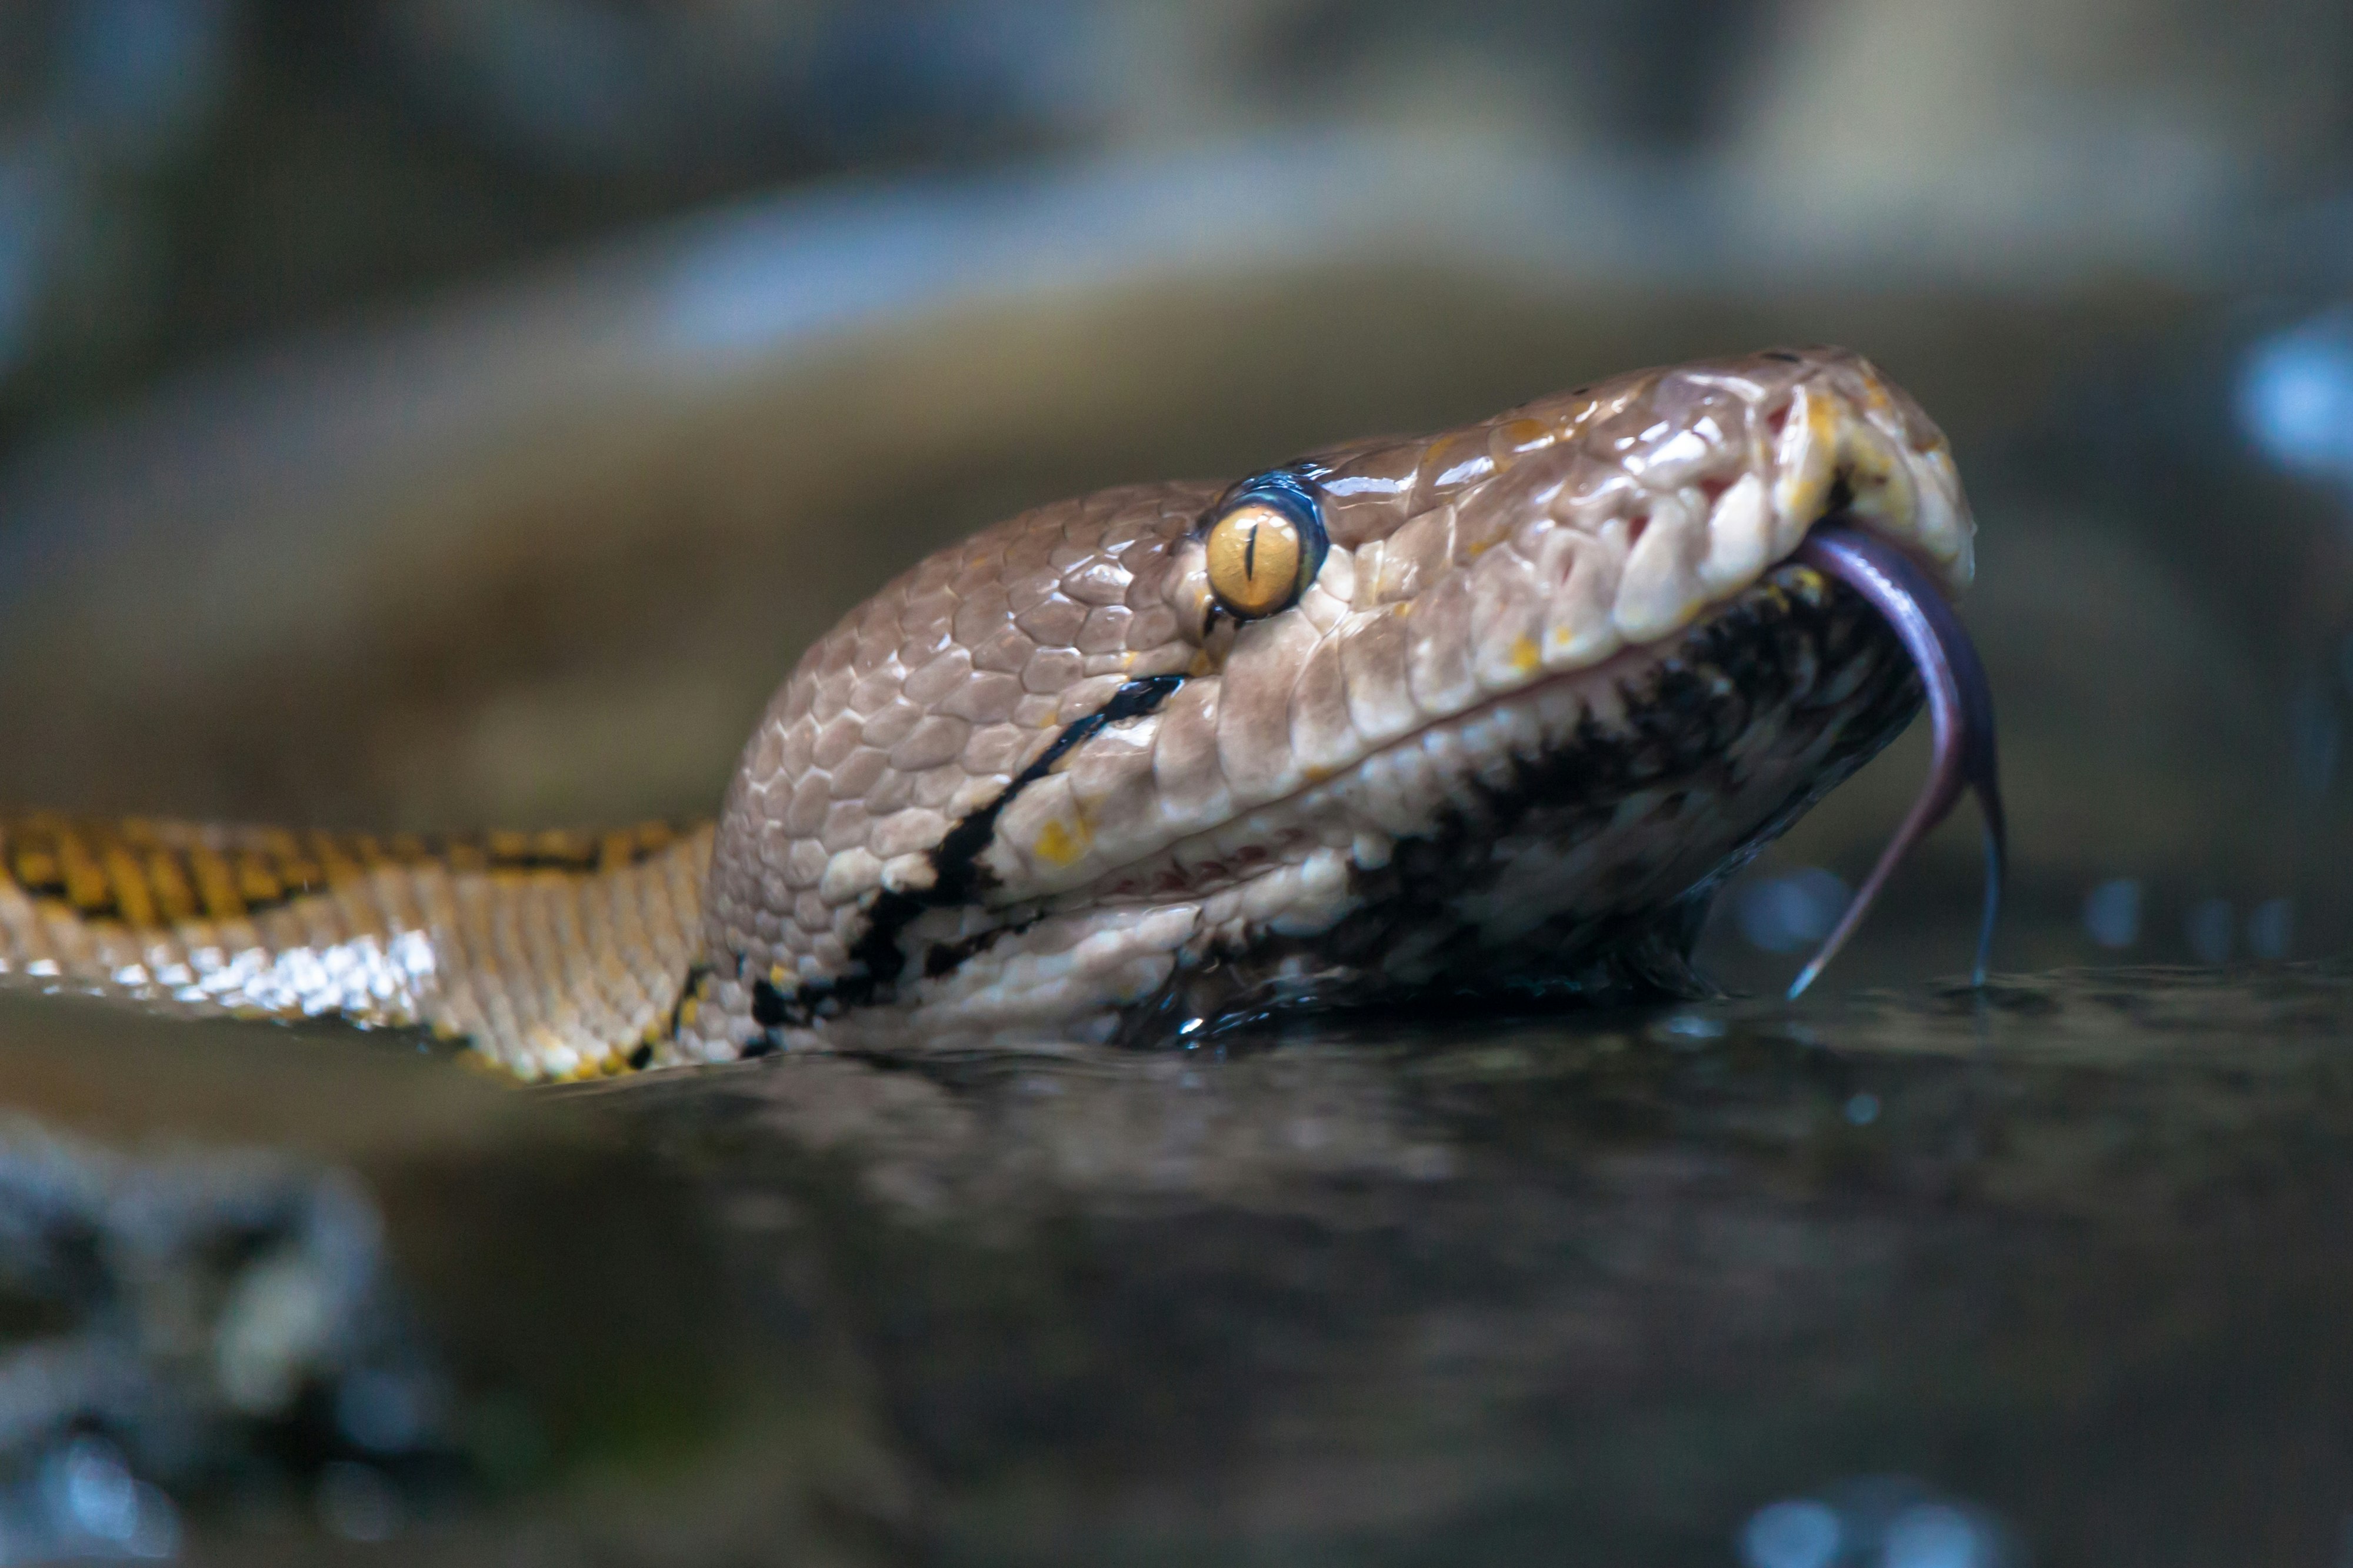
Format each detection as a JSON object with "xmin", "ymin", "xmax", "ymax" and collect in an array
[{"xmin": 0, "ymin": 817, "xmax": 689, "ymax": 928}]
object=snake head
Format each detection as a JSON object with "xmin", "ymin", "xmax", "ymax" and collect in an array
[{"xmin": 691, "ymin": 346, "xmax": 1985, "ymax": 1058}]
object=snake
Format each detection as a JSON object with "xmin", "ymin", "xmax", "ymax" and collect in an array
[{"xmin": 0, "ymin": 346, "xmax": 2001, "ymax": 1080}]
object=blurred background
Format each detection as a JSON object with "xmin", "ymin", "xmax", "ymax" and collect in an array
[
  {"xmin": 5, "ymin": 6, "xmax": 2353, "ymax": 1566},
  {"xmin": 1, "ymin": 0, "xmax": 2352, "ymax": 985}
]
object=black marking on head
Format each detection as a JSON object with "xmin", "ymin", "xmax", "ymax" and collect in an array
[
  {"xmin": 916, "ymin": 671, "xmax": 1187, "ymax": 903},
  {"xmin": 765, "ymin": 674, "xmax": 1189, "ymax": 1020},
  {"xmin": 626, "ymin": 1042, "xmax": 654, "ymax": 1070},
  {"xmin": 1762, "ymin": 350, "xmax": 1802, "ymax": 363},
  {"xmin": 742, "ymin": 1032, "xmax": 782, "ymax": 1059}
]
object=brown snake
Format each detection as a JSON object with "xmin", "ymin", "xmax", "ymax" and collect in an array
[{"xmin": 0, "ymin": 346, "xmax": 1997, "ymax": 1080}]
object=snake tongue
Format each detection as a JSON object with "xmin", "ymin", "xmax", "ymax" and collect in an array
[{"xmin": 1784, "ymin": 522, "xmax": 2007, "ymax": 998}]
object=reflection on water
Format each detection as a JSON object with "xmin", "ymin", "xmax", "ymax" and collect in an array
[
  {"xmin": 2241, "ymin": 308, "xmax": 2353, "ymax": 495},
  {"xmin": 0, "ymin": 967, "xmax": 2317, "ymax": 1561},
  {"xmin": 0, "ymin": 1436, "xmax": 178, "ymax": 1563},
  {"xmin": 2081, "ymin": 879, "xmax": 2142, "ymax": 950},
  {"xmin": 1742, "ymin": 1480, "xmax": 2015, "ymax": 1568},
  {"xmin": 1734, "ymin": 868, "xmax": 1854, "ymax": 956},
  {"xmin": 587, "ymin": 966, "xmax": 2353, "ymax": 1565},
  {"xmin": 4, "ymin": 968, "xmax": 2353, "ymax": 1560}
]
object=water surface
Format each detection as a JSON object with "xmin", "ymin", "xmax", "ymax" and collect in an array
[{"xmin": 5, "ymin": 965, "xmax": 2344, "ymax": 1564}]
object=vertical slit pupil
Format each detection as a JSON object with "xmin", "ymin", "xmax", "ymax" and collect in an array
[{"xmin": 1244, "ymin": 521, "xmax": 1259, "ymax": 581}]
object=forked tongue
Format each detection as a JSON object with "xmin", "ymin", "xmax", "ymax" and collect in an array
[{"xmin": 1785, "ymin": 522, "xmax": 2007, "ymax": 998}]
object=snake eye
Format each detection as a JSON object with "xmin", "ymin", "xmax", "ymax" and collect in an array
[{"xmin": 1203, "ymin": 476, "xmax": 1327, "ymax": 620}]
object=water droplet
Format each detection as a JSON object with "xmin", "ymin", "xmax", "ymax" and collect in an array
[
  {"xmin": 52, "ymin": 1438, "xmax": 138, "ymax": 1543},
  {"xmin": 2240, "ymin": 310, "xmax": 2353, "ymax": 488},
  {"xmin": 34, "ymin": 1437, "xmax": 177, "ymax": 1559},
  {"xmin": 1741, "ymin": 1498, "xmax": 1842, "ymax": 1568},
  {"xmin": 2082, "ymin": 878, "xmax": 2142, "ymax": 949},
  {"xmin": 1735, "ymin": 869, "xmax": 1851, "ymax": 954},
  {"xmin": 1885, "ymin": 1502, "xmax": 1998, "ymax": 1568}
]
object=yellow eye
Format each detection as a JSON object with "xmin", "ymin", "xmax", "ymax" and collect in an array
[{"xmin": 1203, "ymin": 480, "xmax": 1327, "ymax": 620}]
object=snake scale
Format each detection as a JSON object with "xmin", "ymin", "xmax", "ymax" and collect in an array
[{"xmin": 0, "ymin": 346, "xmax": 1996, "ymax": 1080}]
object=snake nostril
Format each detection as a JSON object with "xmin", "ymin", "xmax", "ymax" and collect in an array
[{"xmin": 1626, "ymin": 514, "xmax": 1650, "ymax": 549}]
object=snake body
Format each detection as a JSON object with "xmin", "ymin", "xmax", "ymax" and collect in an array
[{"xmin": 0, "ymin": 347, "xmax": 1975, "ymax": 1079}]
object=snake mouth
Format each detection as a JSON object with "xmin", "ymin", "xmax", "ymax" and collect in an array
[
  {"xmin": 1104, "ymin": 502, "xmax": 2002, "ymax": 1007},
  {"xmin": 1078, "ymin": 549, "xmax": 1928, "ymax": 1041},
  {"xmin": 1022, "ymin": 481, "xmax": 2001, "ymax": 993}
]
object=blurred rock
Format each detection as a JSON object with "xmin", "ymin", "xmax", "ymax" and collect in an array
[{"xmin": 0, "ymin": 1115, "xmax": 443, "ymax": 1540}]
